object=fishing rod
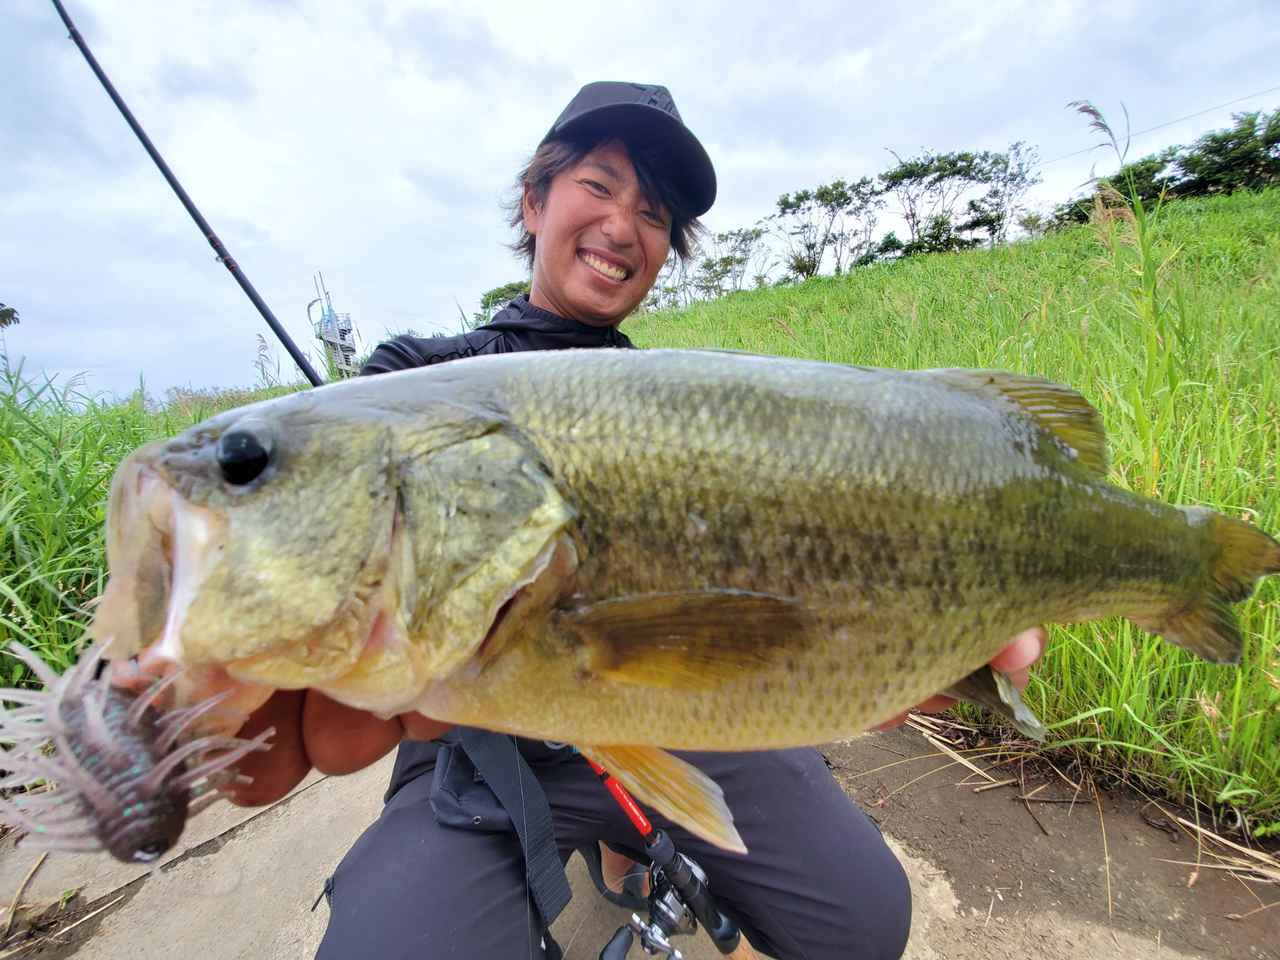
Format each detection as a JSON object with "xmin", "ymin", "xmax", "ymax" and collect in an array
[
  {"xmin": 49, "ymin": 0, "xmax": 324, "ymax": 388},
  {"xmin": 52, "ymin": 5, "xmax": 738, "ymax": 954},
  {"xmin": 586, "ymin": 757, "xmax": 741, "ymax": 958}
]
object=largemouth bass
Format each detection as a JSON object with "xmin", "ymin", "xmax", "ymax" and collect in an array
[{"xmin": 85, "ymin": 349, "xmax": 1279, "ymax": 851}]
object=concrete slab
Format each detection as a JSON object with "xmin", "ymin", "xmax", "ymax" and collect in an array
[
  {"xmin": 52, "ymin": 759, "xmax": 390, "ymax": 960},
  {"xmin": 0, "ymin": 770, "xmax": 327, "ymax": 907},
  {"xmin": 2, "ymin": 731, "xmax": 1264, "ymax": 960}
]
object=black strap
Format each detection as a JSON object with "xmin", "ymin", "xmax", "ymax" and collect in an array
[{"xmin": 458, "ymin": 727, "xmax": 573, "ymax": 929}]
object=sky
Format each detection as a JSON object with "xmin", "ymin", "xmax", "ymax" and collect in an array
[{"xmin": 3, "ymin": 0, "xmax": 1277, "ymax": 400}]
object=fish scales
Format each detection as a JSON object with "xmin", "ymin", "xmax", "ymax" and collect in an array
[
  {"xmin": 380, "ymin": 351, "xmax": 1242, "ymax": 748},
  {"xmin": 78, "ymin": 348, "xmax": 1279, "ymax": 852}
]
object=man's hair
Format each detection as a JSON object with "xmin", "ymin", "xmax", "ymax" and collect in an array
[{"xmin": 506, "ymin": 134, "xmax": 704, "ymax": 269}]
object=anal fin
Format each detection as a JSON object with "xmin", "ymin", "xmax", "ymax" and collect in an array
[{"xmin": 577, "ymin": 744, "xmax": 746, "ymax": 854}]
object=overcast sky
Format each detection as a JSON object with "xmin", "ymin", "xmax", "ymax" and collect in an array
[{"xmin": 3, "ymin": 0, "xmax": 1277, "ymax": 400}]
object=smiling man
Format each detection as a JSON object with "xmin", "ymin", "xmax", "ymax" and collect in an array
[
  {"xmin": 230, "ymin": 82, "xmax": 1045, "ymax": 960},
  {"xmin": 521, "ymin": 137, "xmax": 673, "ymax": 323},
  {"xmin": 356, "ymin": 83, "xmax": 710, "ymax": 372}
]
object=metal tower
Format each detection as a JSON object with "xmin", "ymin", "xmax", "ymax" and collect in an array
[{"xmin": 307, "ymin": 273, "xmax": 361, "ymax": 378}]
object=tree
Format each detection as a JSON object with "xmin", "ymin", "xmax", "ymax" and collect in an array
[
  {"xmin": 879, "ymin": 150, "xmax": 983, "ymax": 248},
  {"xmin": 692, "ymin": 246, "xmax": 733, "ymax": 301},
  {"xmin": 0, "ymin": 303, "xmax": 19, "ymax": 329},
  {"xmin": 772, "ymin": 177, "xmax": 882, "ymax": 280},
  {"xmin": 877, "ymin": 145, "xmax": 1043, "ymax": 253},
  {"xmin": 877, "ymin": 150, "xmax": 1006, "ymax": 255},
  {"xmin": 719, "ymin": 224, "xmax": 773, "ymax": 290},
  {"xmin": 644, "ymin": 251, "xmax": 695, "ymax": 311},
  {"xmin": 472, "ymin": 279, "xmax": 531, "ymax": 327},
  {"xmin": 1016, "ymin": 211, "xmax": 1048, "ymax": 239},
  {"xmin": 1048, "ymin": 147, "xmax": 1179, "ymax": 229},
  {"xmin": 771, "ymin": 187, "xmax": 825, "ymax": 279},
  {"xmin": 1175, "ymin": 109, "xmax": 1280, "ymax": 196},
  {"xmin": 865, "ymin": 231, "xmax": 904, "ymax": 263},
  {"xmin": 689, "ymin": 225, "xmax": 774, "ymax": 300},
  {"xmin": 965, "ymin": 142, "xmax": 1041, "ymax": 245},
  {"xmin": 825, "ymin": 178, "xmax": 883, "ymax": 272}
]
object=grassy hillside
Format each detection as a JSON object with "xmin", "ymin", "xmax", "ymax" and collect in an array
[
  {"xmin": 2, "ymin": 188, "xmax": 1278, "ymax": 826},
  {"xmin": 628, "ymin": 188, "xmax": 1280, "ymax": 827}
]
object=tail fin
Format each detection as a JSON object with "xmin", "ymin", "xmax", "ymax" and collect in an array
[{"xmin": 1137, "ymin": 510, "xmax": 1280, "ymax": 664}]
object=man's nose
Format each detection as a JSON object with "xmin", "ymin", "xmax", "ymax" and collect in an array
[{"xmin": 600, "ymin": 203, "xmax": 639, "ymax": 246}]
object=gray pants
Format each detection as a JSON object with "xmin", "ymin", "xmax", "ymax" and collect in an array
[{"xmin": 316, "ymin": 740, "xmax": 911, "ymax": 959}]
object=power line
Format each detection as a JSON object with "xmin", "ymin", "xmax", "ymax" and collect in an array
[{"xmin": 1041, "ymin": 83, "xmax": 1280, "ymax": 166}]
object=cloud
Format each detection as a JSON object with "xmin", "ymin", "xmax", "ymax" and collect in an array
[
  {"xmin": 3, "ymin": 0, "xmax": 1277, "ymax": 401},
  {"xmin": 157, "ymin": 61, "xmax": 255, "ymax": 103}
]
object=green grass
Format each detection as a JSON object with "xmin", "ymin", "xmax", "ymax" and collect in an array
[
  {"xmin": 2, "ymin": 188, "xmax": 1278, "ymax": 828},
  {"xmin": 627, "ymin": 188, "xmax": 1280, "ymax": 828},
  {"xmin": 0, "ymin": 368, "xmax": 294, "ymax": 680}
]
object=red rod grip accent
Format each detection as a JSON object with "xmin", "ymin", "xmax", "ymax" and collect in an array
[
  {"xmin": 585, "ymin": 758, "xmax": 653, "ymax": 836},
  {"xmin": 605, "ymin": 778, "xmax": 653, "ymax": 836}
]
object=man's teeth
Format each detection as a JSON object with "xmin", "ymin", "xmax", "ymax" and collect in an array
[{"xmin": 581, "ymin": 252, "xmax": 628, "ymax": 281}]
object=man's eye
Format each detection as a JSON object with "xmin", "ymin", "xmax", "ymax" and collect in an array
[
  {"xmin": 581, "ymin": 179, "xmax": 609, "ymax": 195},
  {"xmin": 642, "ymin": 210, "xmax": 667, "ymax": 227}
]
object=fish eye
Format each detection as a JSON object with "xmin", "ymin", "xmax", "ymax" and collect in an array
[{"xmin": 216, "ymin": 422, "xmax": 273, "ymax": 486}]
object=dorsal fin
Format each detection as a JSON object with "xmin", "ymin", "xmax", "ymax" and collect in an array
[{"xmin": 934, "ymin": 369, "xmax": 1109, "ymax": 476}]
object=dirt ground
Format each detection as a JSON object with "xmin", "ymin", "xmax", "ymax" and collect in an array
[
  {"xmin": 827, "ymin": 726, "xmax": 1279, "ymax": 960},
  {"xmin": 1, "ymin": 726, "xmax": 1275, "ymax": 959}
]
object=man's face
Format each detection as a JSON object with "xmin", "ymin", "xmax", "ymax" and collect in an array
[{"xmin": 523, "ymin": 140, "xmax": 672, "ymax": 327}]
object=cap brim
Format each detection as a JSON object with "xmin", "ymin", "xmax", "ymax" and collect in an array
[{"xmin": 545, "ymin": 104, "xmax": 716, "ymax": 217}]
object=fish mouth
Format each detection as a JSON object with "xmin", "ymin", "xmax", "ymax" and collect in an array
[
  {"xmin": 92, "ymin": 455, "xmax": 420, "ymax": 731},
  {"xmin": 92, "ymin": 453, "xmax": 180, "ymax": 663},
  {"xmin": 93, "ymin": 455, "xmax": 275, "ymax": 735},
  {"xmin": 93, "ymin": 437, "xmax": 581, "ymax": 730}
]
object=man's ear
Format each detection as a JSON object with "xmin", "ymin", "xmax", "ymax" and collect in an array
[{"xmin": 521, "ymin": 185, "xmax": 541, "ymax": 236}]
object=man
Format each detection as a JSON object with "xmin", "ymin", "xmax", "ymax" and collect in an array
[{"xmin": 230, "ymin": 82, "xmax": 1046, "ymax": 959}]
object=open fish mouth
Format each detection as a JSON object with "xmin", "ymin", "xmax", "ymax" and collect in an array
[
  {"xmin": 88, "ymin": 450, "xmax": 438, "ymax": 732},
  {"xmin": 92, "ymin": 454, "xmax": 176, "ymax": 664},
  {"xmin": 89, "ymin": 455, "xmax": 274, "ymax": 736}
]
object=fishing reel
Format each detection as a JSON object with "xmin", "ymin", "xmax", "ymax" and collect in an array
[{"xmin": 598, "ymin": 830, "xmax": 740, "ymax": 959}]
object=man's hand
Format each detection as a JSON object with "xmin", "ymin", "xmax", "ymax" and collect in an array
[
  {"xmin": 226, "ymin": 691, "xmax": 453, "ymax": 807},
  {"xmin": 873, "ymin": 625, "xmax": 1048, "ymax": 731}
]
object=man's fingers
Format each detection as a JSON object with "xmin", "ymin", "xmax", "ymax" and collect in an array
[
  {"xmin": 226, "ymin": 690, "xmax": 309, "ymax": 807},
  {"xmin": 397, "ymin": 712, "xmax": 455, "ymax": 743},
  {"xmin": 303, "ymin": 691, "xmax": 403, "ymax": 775},
  {"xmin": 989, "ymin": 626, "xmax": 1048, "ymax": 689}
]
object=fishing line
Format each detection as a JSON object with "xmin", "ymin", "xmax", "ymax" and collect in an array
[
  {"xmin": 1040, "ymin": 83, "xmax": 1280, "ymax": 166},
  {"xmin": 513, "ymin": 736, "xmax": 534, "ymax": 960}
]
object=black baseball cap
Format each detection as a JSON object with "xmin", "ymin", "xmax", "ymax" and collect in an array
[{"xmin": 541, "ymin": 81, "xmax": 717, "ymax": 217}]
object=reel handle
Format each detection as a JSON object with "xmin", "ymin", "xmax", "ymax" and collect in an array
[{"xmin": 645, "ymin": 831, "xmax": 741, "ymax": 954}]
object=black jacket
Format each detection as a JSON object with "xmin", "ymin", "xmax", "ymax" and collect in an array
[
  {"xmin": 361, "ymin": 295, "xmax": 634, "ymax": 374},
  {"xmin": 360, "ymin": 293, "xmax": 630, "ymax": 934}
]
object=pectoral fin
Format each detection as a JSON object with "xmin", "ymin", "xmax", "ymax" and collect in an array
[
  {"xmin": 577, "ymin": 745, "xmax": 746, "ymax": 854},
  {"xmin": 944, "ymin": 666, "xmax": 1047, "ymax": 741},
  {"xmin": 560, "ymin": 591, "xmax": 810, "ymax": 690}
]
